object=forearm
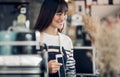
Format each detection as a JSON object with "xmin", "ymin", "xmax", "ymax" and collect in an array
[{"xmin": 66, "ymin": 56, "xmax": 76, "ymax": 77}]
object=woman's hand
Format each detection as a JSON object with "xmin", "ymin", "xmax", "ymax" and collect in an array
[{"xmin": 48, "ymin": 60, "xmax": 62, "ymax": 73}]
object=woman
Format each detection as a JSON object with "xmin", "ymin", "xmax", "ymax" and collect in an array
[{"xmin": 34, "ymin": 0, "xmax": 76, "ymax": 77}]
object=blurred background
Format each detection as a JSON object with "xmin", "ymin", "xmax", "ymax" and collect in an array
[{"xmin": 0, "ymin": 0, "xmax": 120, "ymax": 77}]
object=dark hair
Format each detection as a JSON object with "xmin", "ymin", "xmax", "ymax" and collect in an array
[{"xmin": 34, "ymin": 0, "xmax": 68, "ymax": 32}]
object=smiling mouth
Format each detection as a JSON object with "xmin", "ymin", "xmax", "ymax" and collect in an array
[
  {"xmin": 58, "ymin": 22, "xmax": 64, "ymax": 24},
  {"xmin": 58, "ymin": 24, "xmax": 64, "ymax": 26}
]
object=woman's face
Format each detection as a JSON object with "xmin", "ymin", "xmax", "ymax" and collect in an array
[{"xmin": 50, "ymin": 12, "xmax": 67, "ymax": 30}]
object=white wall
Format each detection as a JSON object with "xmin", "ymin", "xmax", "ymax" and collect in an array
[{"xmin": 91, "ymin": 5, "xmax": 120, "ymax": 19}]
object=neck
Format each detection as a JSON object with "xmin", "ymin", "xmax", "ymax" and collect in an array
[{"xmin": 42, "ymin": 27, "xmax": 58, "ymax": 36}]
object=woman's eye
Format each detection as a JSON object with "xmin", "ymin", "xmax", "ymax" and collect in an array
[
  {"xmin": 56, "ymin": 12, "xmax": 66, "ymax": 16},
  {"xmin": 56, "ymin": 13, "xmax": 62, "ymax": 15}
]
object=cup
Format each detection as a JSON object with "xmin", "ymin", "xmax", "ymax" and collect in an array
[{"xmin": 0, "ymin": 31, "xmax": 16, "ymax": 55}]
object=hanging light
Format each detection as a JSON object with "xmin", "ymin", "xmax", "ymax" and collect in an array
[{"xmin": 65, "ymin": 0, "xmax": 69, "ymax": 3}]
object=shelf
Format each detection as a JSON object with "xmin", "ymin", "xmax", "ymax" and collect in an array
[
  {"xmin": 0, "ymin": 55, "xmax": 42, "ymax": 66},
  {"xmin": 0, "ymin": 67, "xmax": 41, "ymax": 74},
  {"xmin": 74, "ymin": 46, "xmax": 93, "ymax": 49},
  {"xmin": 0, "ymin": 41, "xmax": 40, "ymax": 46},
  {"xmin": 0, "ymin": 55, "xmax": 46, "ymax": 75}
]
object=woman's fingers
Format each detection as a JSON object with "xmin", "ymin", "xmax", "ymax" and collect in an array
[{"xmin": 48, "ymin": 60, "xmax": 62, "ymax": 73}]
